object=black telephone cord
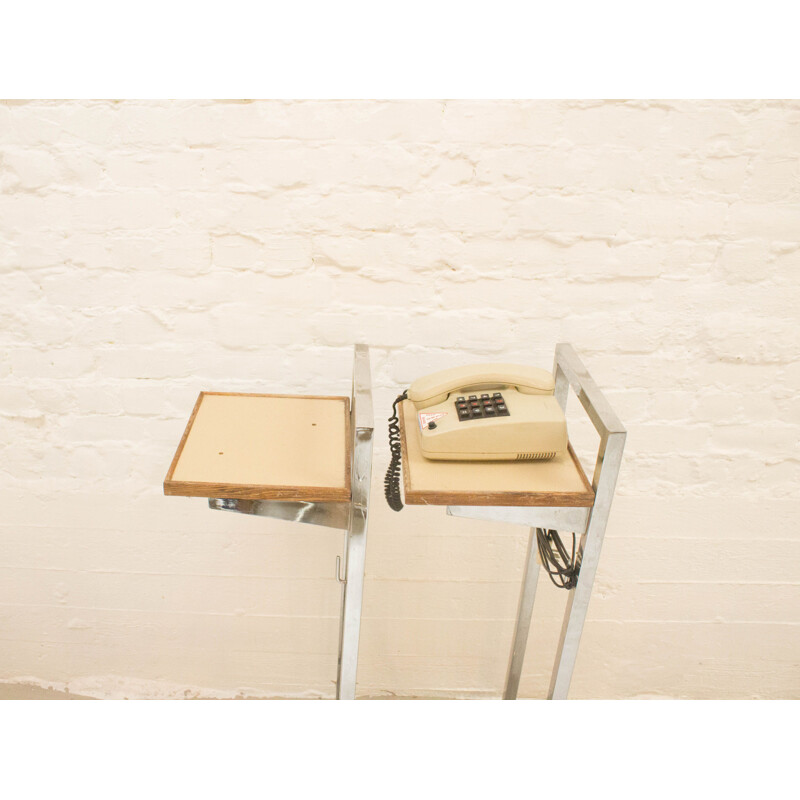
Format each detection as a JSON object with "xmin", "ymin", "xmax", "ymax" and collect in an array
[
  {"xmin": 384, "ymin": 390, "xmax": 408, "ymax": 511},
  {"xmin": 536, "ymin": 528, "xmax": 580, "ymax": 590}
]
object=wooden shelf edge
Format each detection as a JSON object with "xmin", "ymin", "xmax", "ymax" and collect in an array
[
  {"xmin": 163, "ymin": 479, "xmax": 351, "ymax": 503},
  {"xmin": 401, "ymin": 487, "xmax": 594, "ymax": 507}
]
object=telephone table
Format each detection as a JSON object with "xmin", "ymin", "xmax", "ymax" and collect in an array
[
  {"xmin": 398, "ymin": 343, "xmax": 626, "ymax": 699},
  {"xmin": 164, "ymin": 344, "xmax": 374, "ymax": 700}
]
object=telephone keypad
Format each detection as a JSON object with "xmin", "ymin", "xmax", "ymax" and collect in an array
[{"xmin": 456, "ymin": 393, "xmax": 510, "ymax": 421}]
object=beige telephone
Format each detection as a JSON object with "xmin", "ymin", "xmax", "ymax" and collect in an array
[{"xmin": 385, "ymin": 363, "xmax": 568, "ymax": 510}]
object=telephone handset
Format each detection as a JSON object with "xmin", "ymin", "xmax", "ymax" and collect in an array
[
  {"xmin": 407, "ymin": 363, "xmax": 556, "ymax": 409},
  {"xmin": 384, "ymin": 363, "xmax": 569, "ymax": 511}
]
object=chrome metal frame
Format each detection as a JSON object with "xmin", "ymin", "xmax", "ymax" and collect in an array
[
  {"xmin": 335, "ymin": 343, "xmax": 374, "ymax": 700},
  {"xmin": 448, "ymin": 343, "xmax": 626, "ymax": 699},
  {"xmin": 209, "ymin": 344, "xmax": 374, "ymax": 700}
]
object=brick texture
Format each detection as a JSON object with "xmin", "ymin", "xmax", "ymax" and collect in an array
[{"xmin": 0, "ymin": 100, "xmax": 798, "ymax": 699}]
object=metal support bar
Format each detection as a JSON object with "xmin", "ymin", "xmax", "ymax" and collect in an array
[
  {"xmin": 547, "ymin": 429, "xmax": 625, "ymax": 699},
  {"xmin": 448, "ymin": 344, "xmax": 625, "ymax": 700},
  {"xmin": 546, "ymin": 344, "xmax": 626, "ymax": 699},
  {"xmin": 447, "ymin": 504, "xmax": 590, "ymax": 534},
  {"xmin": 335, "ymin": 344, "xmax": 374, "ymax": 700},
  {"xmin": 209, "ymin": 498, "xmax": 350, "ymax": 530},
  {"xmin": 554, "ymin": 342, "xmax": 625, "ymax": 437},
  {"xmin": 503, "ymin": 528, "xmax": 540, "ymax": 699},
  {"xmin": 207, "ymin": 344, "xmax": 374, "ymax": 701}
]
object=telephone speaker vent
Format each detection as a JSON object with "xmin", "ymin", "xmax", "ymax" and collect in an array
[{"xmin": 516, "ymin": 451, "xmax": 556, "ymax": 461}]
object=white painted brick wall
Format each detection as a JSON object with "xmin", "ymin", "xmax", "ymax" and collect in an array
[{"xmin": 0, "ymin": 100, "xmax": 798, "ymax": 699}]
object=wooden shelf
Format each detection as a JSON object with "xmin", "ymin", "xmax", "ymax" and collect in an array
[
  {"xmin": 164, "ymin": 392, "xmax": 351, "ymax": 502},
  {"xmin": 398, "ymin": 399, "xmax": 594, "ymax": 507}
]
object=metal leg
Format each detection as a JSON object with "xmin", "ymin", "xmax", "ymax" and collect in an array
[
  {"xmin": 205, "ymin": 345, "xmax": 374, "ymax": 700},
  {"xmin": 335, "ymin": 344, "xmax": 374, "ymax": 700},
  {"xmin": 542, "ymin": 344, "xmax": 627, "ymax": 699},
  {"xmin": 547, "ymin": 430, "xmax": 626, "ymax": 699},
  {"xmin": 451, "ymin": 345, "xmax": 626, "ymax": 700},
  {"xmin": 336, "ymin": 505, "xmax": 367, "ymax": 699},
  {"xmin": 503, "ymin": 528, "xmax": 540, "ymax": 699}
]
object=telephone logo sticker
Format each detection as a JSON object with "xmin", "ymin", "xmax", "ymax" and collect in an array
[{"xmin": 418, "ymin": 411, "xmax": 447, "ymax": 431}]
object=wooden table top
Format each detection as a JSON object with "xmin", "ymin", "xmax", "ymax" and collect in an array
[
  {"xmin": 398, "ymin": 399, "xmax": 594, "ymax": 507},
  {"xmin": 164, "ymin": 392, "xmax": 351, "ymax": 502}
]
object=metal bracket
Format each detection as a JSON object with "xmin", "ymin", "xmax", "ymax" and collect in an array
[
  {"xmin": 208, "ymin": 497, "xmax": 350, "ymax": 530},
  {"xmin": 447, "ymin": 504, "xmax": 590, "ymax": 534}
]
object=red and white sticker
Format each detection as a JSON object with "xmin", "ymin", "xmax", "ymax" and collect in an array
[{"xmin": 418, "ymin": 411, "xmax": 447, "ymax": 431}]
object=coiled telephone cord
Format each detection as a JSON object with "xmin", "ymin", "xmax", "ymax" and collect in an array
[
  {"xmin": 536, "ymin": 528, "xmax": 580, "ymax": 590},
  {"xmin": 384, "ymin": 390, "xmax": 408, "ymax": 511}
]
